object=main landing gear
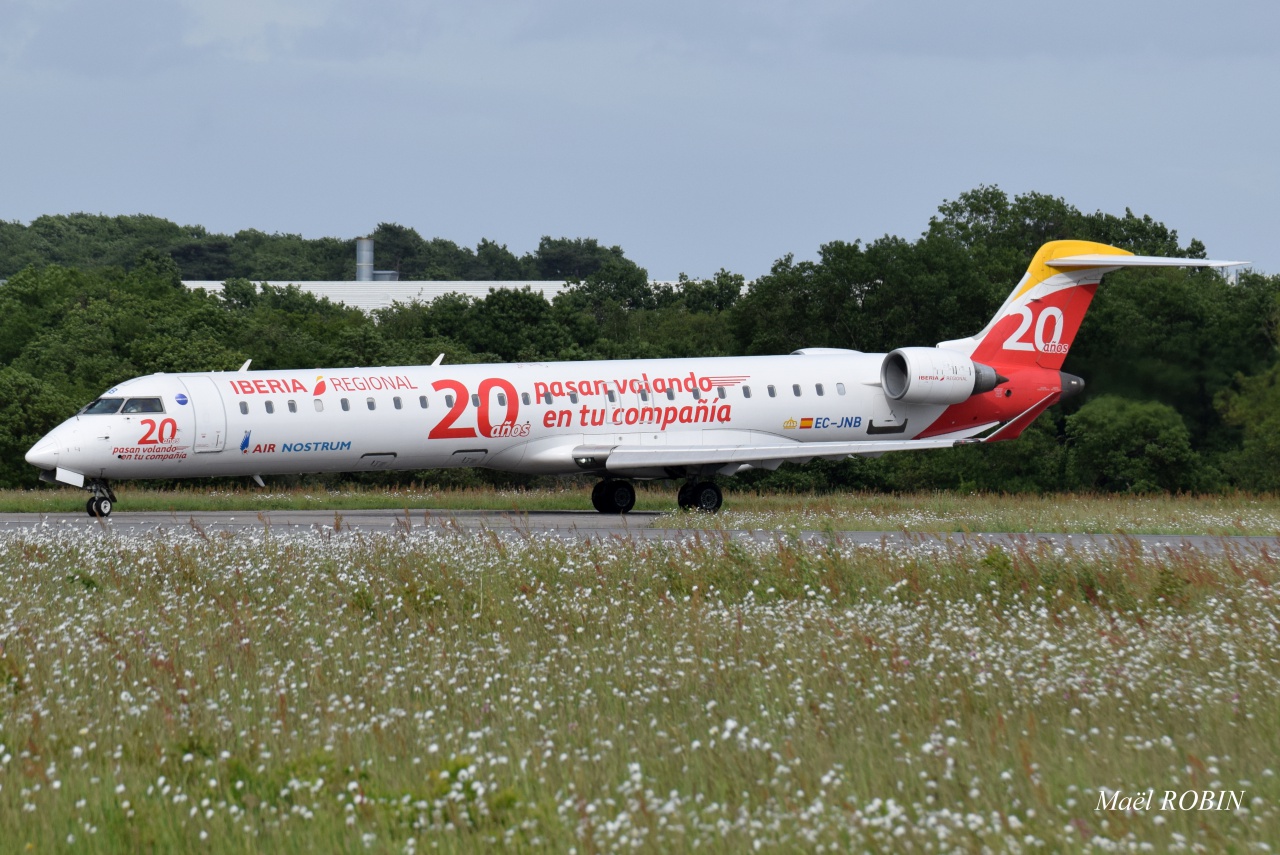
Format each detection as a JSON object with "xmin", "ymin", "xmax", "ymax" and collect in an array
[
  {"xmin": 85, "ymin": 479, "xmax": 117, "ymax": 518},
  {"xmin": 678, "ymin": 480, "xmax": 722, "ymax": 513},
  {"xmin": 589, "ymin": 478, "xmax": 724, "ymax": 514},
  {"xmin": 591, "ymin": 479, "xmax": 636, "ymax": 514}
]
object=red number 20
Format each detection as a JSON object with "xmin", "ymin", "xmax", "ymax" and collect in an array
[
  {"xmin": 427, "ymin": 378, "xmax": 521, "ymax": 440},
  {"xmin": 139, "ymin": 418, "xmax": 178, "ymax": 445}
]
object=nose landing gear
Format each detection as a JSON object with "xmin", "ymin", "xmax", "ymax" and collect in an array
[{"xmin": 84, "ymin": 480, "xmax": 117, "ymax": 518}]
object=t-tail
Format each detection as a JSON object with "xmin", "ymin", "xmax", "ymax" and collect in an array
[
  {"xmin": 911, "ymin": 240, "xmax": 1245, "ymax": 440},
  {"xmin": 938, "ymin": 240, "xmax": 1129, "ymax": 371}
]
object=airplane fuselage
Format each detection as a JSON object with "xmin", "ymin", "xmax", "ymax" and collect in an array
[{"xmin": 27, "ymin": 350, "xmax": 1037, "ymax": 483}]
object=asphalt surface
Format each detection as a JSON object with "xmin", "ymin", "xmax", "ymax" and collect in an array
[{"xmin": 0, "ymin": 508, "xmax": 1276, "ymax": 556}]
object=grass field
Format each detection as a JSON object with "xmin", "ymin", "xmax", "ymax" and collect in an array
[
  {"xmin": 0, "ymin": 524, "xmax": 1276, "ymax": 851},
  {"xmin": 672, "ymin": 491, "xmax": 1280, "ymax": 536},
  {"xmin": 4, "ymin": 485, "xmax": 1280, "ymax": 535}
]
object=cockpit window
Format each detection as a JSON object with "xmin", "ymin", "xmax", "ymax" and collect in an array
[
  {"xmin": 82, "ymin": 398, "xmax": 124, "ymax": 415},
  {"xmin": 122, "ymin": 398, "xmax": 165, "ymax": 414}
]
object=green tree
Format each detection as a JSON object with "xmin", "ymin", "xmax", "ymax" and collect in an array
[
  {"xmin": 464, "ymin": 288, "xmax": 572, "ymax": 361},
  {"xmin": 170, "ymin": 233, "xmax": 236, "ymax": 280},
  {"xmin": 532, "ymin": 237, "xmax": 628, "ymax": 280},
  {"xmin": 0, "ymin": 368, "xmax": 78, "ymax": 487},
  {"xmin": 1215, "ymin": 292, "xmax": 1280, "ymax": 490},
  {"xmin": 475, "ymin": 238, "xmax": 532, "ymax": 280},
  {"xmin": 678, "ymin": 270, "xmax": 743, "ymax": 313},
  {"xmin": 1065, "ymin": 396, "xmax": 1206, "ymax": 493}
]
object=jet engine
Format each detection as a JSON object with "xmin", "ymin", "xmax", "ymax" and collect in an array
[{"xmin": 880, "ymin": 347, "xmax": 1003, "ymax": 405}]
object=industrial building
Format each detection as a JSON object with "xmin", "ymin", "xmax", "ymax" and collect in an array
[{"xmin": 183, "ymin": 237, "xmax": 569, "ymax": 313}]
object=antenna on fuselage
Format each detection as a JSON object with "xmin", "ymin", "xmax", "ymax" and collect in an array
[
  {"xmin": 238, "ymin": 359, "xmax": 252, "ymax": 372},
  {"xmin": 431, "ymin": 354, "xmax": 445, "ymax": 366}
]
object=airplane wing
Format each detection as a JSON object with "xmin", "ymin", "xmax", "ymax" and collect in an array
[{"xmin": 574, "ymin": 424, "xmax": 999, "ymax": 474}]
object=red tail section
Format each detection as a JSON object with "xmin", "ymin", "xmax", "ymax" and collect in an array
[
  {"xmin": 936, "ymin": 240, "xmax": 1129, "ymax": 373},
  {"xmin": 922, "ymin": 240, "xmax": 1244, "ymax": 441}
]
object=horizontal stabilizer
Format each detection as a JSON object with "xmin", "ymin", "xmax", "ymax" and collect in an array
[{"xmin": 1046, "ymin": 255, "xmax": 1247, "ymax": 269}]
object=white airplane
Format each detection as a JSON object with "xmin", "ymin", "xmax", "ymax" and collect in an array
[{"xmin": 25, "ymin": 240, "xmax": 1244, "ymax": 517}]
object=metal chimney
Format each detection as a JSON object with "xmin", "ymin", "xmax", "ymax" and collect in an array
[{"xmin": 356, "ymin": 238, "xmax": 374, "ymax": 282}]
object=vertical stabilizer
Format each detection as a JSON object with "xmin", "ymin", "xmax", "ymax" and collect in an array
[{"xmin": 937, "ymin": 240, "xmax": 1132, "ymax": 372}]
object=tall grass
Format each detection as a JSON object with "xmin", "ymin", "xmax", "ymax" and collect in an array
[
  {"xmin": 683, "ymin": 490, "xmax": 1280, "ymax": 536},
  {"xmin": 0, "ymin": 527, "xmax": 1275, "ymax": 850}
]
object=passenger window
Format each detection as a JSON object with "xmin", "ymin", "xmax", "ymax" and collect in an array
[
  {"xmin": 83, "ymin": 398, "xmax": 124, "ymax": 415},
  {"xmin": 692, "ymin": 388, "xmax": 701, "ymax": 400},
  {"xmin": 521, "ymin": 393, "xmax": 531, "ymax": 405},
  {"xmin": 793, "ymin": 384, "xmax": 802, "ymax": 397},
  {"xmin": 445, "ymin": 394, "xmax": 455, "ymax": 408},
  {"xmin": 640, "ymin": 390, "xmax": 649, "ymax": 402},
  {"xmin": 717, "ymin": 386, "xmax": 726, "ymax": 399},
  {"xmin": 367, "ymin": 398, "xmax": 376, "ymax": 411},
  {"xmin": 816, "ymin": 383, "xmax": 825, "ymax": 396},
  {"xmin": 666, "ymin": 389, "xmax": 676, "ymax": 401},
  {"xmin": 419, "ymin": 396, "xmax": 429, "ymax": 409},
  {"xmin": 767, "ymin": 385, "xmax": 776, "ymax": 398},
  {"xmin": 340, "ymin": 398, "xmax": 350, "ymax": 412},
  {"xmin": 607, "ymin": 390, "xmax": 616, "ymax": 403},
  {"xmin": 742, "ymin": 386, "xmax": 752, "ymax": 399},
  {"xmin": 265, "ymin": 401, "xmax": 275, "ymax": 414},
  {"xmin": 569, "ymin": 392, "xmax": 579, "ymax": 404},
  {"xmin": 542, "ymin": 393, "xmax": 552, "ymax": 405},
  {"xmin": 498, "ymin": 393, "xmax": 507, "ymax": 407},
  {"xmin": 837, "ymin": 383, "xmax": 846, "ymax": 396},
  {"xmin": 314, "ymin": 400, "xmax": 324, "ymax": 413},
  {"xmin": 393, "ymin": 397, "xmax": 402, "ymax": 410},
  {"xmin": 122, "ymin": 397, "xmax": 164, "ymax": 414},
  {"xmin": 471, "ymin": 394, "xmax": 480, "ymax": 407},
  {"xmin": 288, "ymin": 400, "xmax": 298, "ymax": 413},
  {"xmin": 239, "ymin": 402, "xmax": 249, "ymax": 415}
]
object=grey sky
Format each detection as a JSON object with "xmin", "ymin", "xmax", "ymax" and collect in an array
[{"xmin": 2, "ymin": 0, "xmax": 1275, "ymax": 279}]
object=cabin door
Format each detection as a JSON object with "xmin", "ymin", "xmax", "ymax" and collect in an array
[{"xmin": 178, "ymin": 375, "xmax": 227, "ymax": 452}]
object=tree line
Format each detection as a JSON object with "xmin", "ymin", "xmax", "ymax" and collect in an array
[
  {"xmin": 0, "ymin": 217, "xmax": 629, "ymax": 282},
  {"xmin": 0, "ymin": 186, "xmax": 1276, "ymax": 493}
]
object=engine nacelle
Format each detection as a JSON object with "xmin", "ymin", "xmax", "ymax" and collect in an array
[{"xmin": 881, "ymin": 347, "xmax": 1001, "ymax": 405}]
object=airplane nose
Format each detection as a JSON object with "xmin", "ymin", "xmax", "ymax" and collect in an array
[{"xmin": 25, "ymin": 435, "xmax": 60, "ymax": 470}]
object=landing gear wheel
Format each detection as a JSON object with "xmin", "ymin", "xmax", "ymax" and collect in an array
[
  {"xmin": 83, "ymin": 479, "xmax": 117, "ymax": 518},
  {"xmin": 591, "ymin": 480, "xmax": 636, "ymax": 514},
  {"xmin": 591, "ymin": 480, "xmax": 610, "ymax": 512},
  {"xmin": 677, "ymin": 482, "xmax": 697, "ymax": 511},
  {"xmin": 688, "ymin": 481, "xmax": 722, "ymax": 513},
  {"xmin": 86, "ymin": 497, "xmax": 112, "ymax": 518}
]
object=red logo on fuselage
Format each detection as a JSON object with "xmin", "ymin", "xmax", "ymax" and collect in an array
[{"xmin": 229, "ymin": 378, "xmax": 310, "ymax": 396}]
